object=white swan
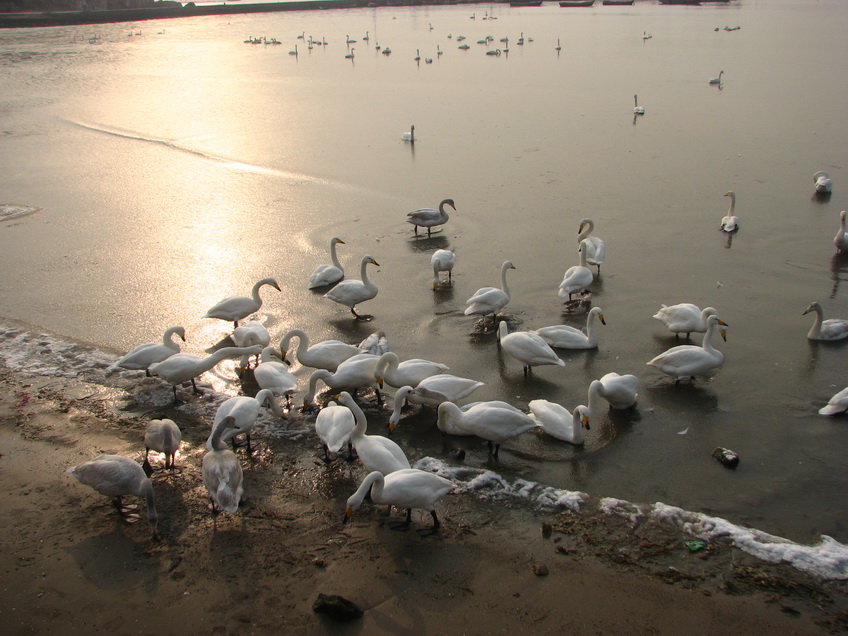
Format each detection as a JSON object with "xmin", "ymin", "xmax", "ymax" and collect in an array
[
  {"xmin": 464, "ymin": 260, "xmax": 516, "ymax": 323},
  {"xmin": 68, "ymin": 454, "xmax": 158, "ymax": 540},
  {"xmin": 814, "ymin": 171, "xmax": 833, "ymax": 194},
  {"xmin": 407, "ymin": 198, "xmax": 456, "ymax": 236},
  {"xmin": 720, "ymin": 191, "xmax": 739, "ymax": 232},
  {"xmin": 149, "ymin": 345, "xmax": 262, "ymax": 403},
  {"xmin": 358, "ymin": 330, "xmax": 390, "ymax": 355},
  {"xmin": 323, "ymin": 255, "xmax": 380, "ymax": 319},
  {"xmin": 280, "ymin": 328, "xmax": 361, "ymax": 371},
  {"xmin": 819, "ymin": 386, "xmax": 848, "ymax": 416},
  {"xmin": 345, "ymin": 47, "xmax": 355, "ymax": 59},
  {"xmin": 633, "ymin": 94, "xmax": 645, "ymax": 115},
  {"xmin": 647, "ymin": 314, "xmax": 728, "ymax": 381},
  {"xmin": 436, "ymin": 401, "xmax": 536, "ymax": 457},
  {"xmin": 375, "ymin": 351, "xmax": 449, "ymax": 389},
  {"xmin": 302, "ymin": 353, "xmax": 382, "ymax": 408},
  {"xmin": 709, "ymin": 70, "xmax": 724, "ymax": 84},
  {"xmin": 344, "ymin": 469, "xmax": 453, "ymax": 534},
  {"xmin": 202, "ymin": 416, "xmax": 243, "ymax": 515},
  {"xmin": 577, "ymin": 219, "xmax": 605, "ymax": 273},
  {"xmin": 834, "ymin": 211, "xmax": 848, "ymax": 253},
  {"xmin": 231, "ymin": 320, "xmax": 270, "ymax": 370},
  {"xmin": 109, "ymin": 326, "xmax": 185, "ymax": 376},
  {"xmin": 314, "ymin": 399, "xmax": 356, "ymax": 460},
  {"xmin": 536, "ymin": 307, "xmax": 606, "ymax": 349},
  {"xmin": 388, "ymin": 375, "xmax": 485, "ymax": 428},
  {"xmin": 498, "ymin": 320, "xmax": 565, "ymax": 377},
  {"xmin": 587, "ymin": 373, "xmax": 640, "ymax": 415},
  {"xmin": 253, "ymin": 346, "xmax": 298, "ymax": 408},
  {"xmin": 337, "ymin": 391, "xmax": 410, "ymax": 474},
  {"xmin": 528, "ymin": 400, "xmax": 590, "ymax": 445},
  {"xmin": 142, "ymin": 418, "xmax": 181, "ymax": 472},
  {"xmin": 203, "ymin": 277, "xmax": 281, "ymax": 327},
  {"xmin": 653, "ymin": 303, "xmax": 720, "ymax": 338},
  {"xmin": 209, "ymin": 388, "xmax": 283, "ymax": 453},
  {"xmin": 308, "ymin": 237, "xmax": 346, "ymax": 289},
  {"xmin": 431, "ymin": 249, "xmax": 455, "ymax": 289},
  {"xmin": 558, "ymin": 240, "xmax": 594, "ymax": 300},
  {"xmin": 402, "ymin": 125, "xmax": 415, "ymax": 142},
  {"xmin": 803, "ymin": 302, "xmax": 848, "ymax": 341}
]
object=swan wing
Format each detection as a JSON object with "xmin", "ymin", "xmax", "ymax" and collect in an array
[
  {"xmin": 308, "ymin": 264, "xmax": 344, "ymax": 289},
  {"xmin": 315, "ymin": 405, "xmax": 356, "ymax": 452},
  {"xmin": 535, "ymin": 325, "xmax": 591, "ymax": 349}
]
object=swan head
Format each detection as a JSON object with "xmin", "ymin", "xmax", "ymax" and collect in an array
[
  {"xmin": 578, "ymin": 218, "xmax": 594, "ymax": 234},
  {"xmin": 441, "ymin": 198, "xmax": 456, "ymax": 211},
  {"xmin": 803, "ymin": 302, "xmax": 821, "ymax": 316},
  {"xmin": 577, "ymin": 405, "xmax": 591, "ymax": 430},
  {"xmin": 724, "ymin": 191, "xmax": 735, "ymax": 199}
]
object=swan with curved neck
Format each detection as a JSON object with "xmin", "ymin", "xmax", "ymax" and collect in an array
[
  {"xmin": 536, "ymin": 307, "xmax": 606, "ymax": 349},
  {"xmin": 577, "ymin": 218, "xmax": 605, "ymax": 273},
  {"xmin": 835, "ymin": 211, "xmax": 848, "ymax": 253},
  {"xmin": 231, "ymin": 320, "xmax": 270, "ymax": 370},
  {"xmin": 720, "ymin": 191, "xmax": 739, "ymax": 232},
  {"xmin": 803, "ymin": 302, "xmax": 848, "ymax": 341},
  {"xmin": 143, "ymin": 419, "xmax": 181, "ymax": 473},
  {"xmin": 148, "ymin": 345, "xmax": 262, "ymax": 403},
  {"xmin": 528, "ymin": 400, "xmax": 590, "ymax": 445},
  {"xmin": 375, "ymin": 351, "xmax": 449, "ymax": 389},
  {"xmin": 464, "ymin": 260, "xmax": 515, "ymax": 323},
  {"xmin": 202, "ymin": 416, "xmax": 244, "ymax": 515},
  {"xmin": 253, "ymin": 346, "xmax": 297, "ymax": 408},
  {"xmin": 498, "ymin": 320, "xmax": 565, "ymax": 377},
  {"xmin": 109, "ymin": 325, "xmax": 186, "ymax": 376},
  {"xmin": 337, "ymin": 391, "xmax": 409, "ymax": 474},
  {"xmin": 587, "ymin": 373, "xmax": 639, "ymax": 416},
  {"xmin": 633, "ymin": 94, "xmax": 645, "ymax": 115},
  {"xmin": 204, "ymin": 277, "xmax": 281, "ymax": 327},
  {"xmin": 402, "ymin": 125, "xmax": 415, "ymax": 143},
  {"xmin": 647, "ymin": 315, "xmax": 728, "ymax": 381},
  {"xmin": 314, "ymin": 398, "xmax": 356, "ymax": 461},
  {"xmin": 388, "ymin": 375, "xmax": 485, "ymax": 429},
  {"xmin": 308, "ymin": 237, "xmax": 346, "ymax": 289},
  {"xmin": 709, "ymin": 70, "xmax": 724, "ymax": 85},
  {"xmin": 431, "ymin": 249, "xmax": 455, "ymax": 289},
  {"xmin": 279, "ymin": 328, "xmax": 360, "ymax": 371},
  {"xmin": 69, "ymin": 455, "xmax": 159, "ymax": 540},
  {"xmin": 210, "ymin": 388, "xmax": 283, "ymax": 453},
  {"xmin": 558, "ymin": 240, "xmax": 593, "ymax": 300},
  {"xmin": 653, "ymin": 303, "xmax": 719, "ymax": 338},
  {"xmin": 323, "ymin": 255, "xmax": 380, "ymax": 319},
  {"xmin": 302, "ymin": 354, "xmax": 382, "ymax": 408},
  {"xmin": 436, "ymin": 400, "xmax": 536, "ymax": 457},
  {"xmin": 407, "ymin": 198, "xmax": 456, "ymax": 235}
]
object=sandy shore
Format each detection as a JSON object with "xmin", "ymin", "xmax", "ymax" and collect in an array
[{"xmin": 0, "ymin": 365, "xmax": 845, "ymax": 635}]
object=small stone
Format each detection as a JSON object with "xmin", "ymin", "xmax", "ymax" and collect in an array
[
  {"xmin": 541, "ymin": 523, "xmax": 552, "ymax": 539},
  {"xmin": 711, "ymin": 447, "xmax": 739, "ymax": 468},
  {"xmin": 312, "ymin": 593, "xmax": 363, "ymax": 621},
  {"xmin": 532, "ymin": 564, "xmax": 549, "ymax": 576},
  {"xmin": 312, "ymin": 558, "xmax": 327, "ymax": 568}
]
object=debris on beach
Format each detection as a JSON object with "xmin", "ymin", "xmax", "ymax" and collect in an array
[
  {"xmin": 312, "ymin": 593, "xmax": 363, "ymax": 621},
  {"xmin": 711, "ymin": 447, "xmax": 740, "ymax": 468}
]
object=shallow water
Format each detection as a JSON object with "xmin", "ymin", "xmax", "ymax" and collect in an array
[{"xmin": 1, "ymin": 0, "xmax": 847, "ymax": 545}]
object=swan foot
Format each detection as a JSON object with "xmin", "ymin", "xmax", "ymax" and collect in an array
[
  {"xmin": 417, "ymin": 511, "xmax": 441, "ymax": 536},
  {"xmin": 389, "ymin": 508, "xmax": 413, "ymax": 531}
]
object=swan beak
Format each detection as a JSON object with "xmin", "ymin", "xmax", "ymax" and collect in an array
[
  {"xmin": 582, "ymin": 414, "xmax": 590, "ymax": 430},
  {"xmin": 720, "ymin": 329, "xmax": 728, "ymax": 342},
  {"xmin": 598, "ymin": 314, "xmax": 606, "ymax": 325},
  {"xmin": 273, "ymin": 282, "xmax": 282, "ymax": 291},
  {"xmin": 280, "ymin": 348, "xmax": 292, "ymax": 365},
  {"xmin": 578, "ymin": 222, "xmax": 585, "ymax": 233},
  {"xmin": 388, "ymin": 421, "xmax": 396, "ymax": 433},
  {"xmin": 343, "ymin": 507, "xmax": 353, "ymax": 524},
  {"xmin": 151, "ymin": 529, "xmax": 160, "ymax": 542},
  {"xmin": 377, "ymin": 377, "xmax": 384, "ymax": 389},
  {"xmin": 338, "ymin": 239, "xmax": 346, "ymax": 244},
  {"xmin": 302, "ymin": 400, "xmax": 311, "ymax": 411},
  {"xmin": 802, "ymin": 306, "xmax": 813, "ymax": 316},
  {"xmin": 370, "ymin": 258, "xmax": 381, "ymax": 267}
]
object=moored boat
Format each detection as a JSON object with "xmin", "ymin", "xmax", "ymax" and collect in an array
[{"xmin": 560, "ymin": 0, "xmax": 594, "ymax": 6}]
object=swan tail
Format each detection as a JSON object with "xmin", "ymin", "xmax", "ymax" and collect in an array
[{"xmin": 818, "ymin": 404, "xmax": 847, "ymax": 416}]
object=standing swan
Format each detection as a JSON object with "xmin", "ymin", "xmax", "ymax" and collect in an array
[
  {"xmin": 647, "ymin": 314, "xmax": 728, "ymax": 382},
  {"xmin": 653, "ymin": 303, "xmax": 719, "ymax": 339},
  {"xmin": 803, "ymin": 302, "xmax": 848, "ymax": 341},
  {"xmin": 464, "ymin": 260, "xmax": 516, "ymax": 325},
  {"xmin": 109, "ymin": 326, "xmax": 186, "ymax": 376},
  {"xmin": 814, "ymin": 171, "xmax": 833, "ymax": 194},
  {"xmin": 536, "ymin": 307, "xmax": 606, "ymax": 349},
  {"xmin": 204, "ymin": 277, "xmax": 281, "ymax": 328},
  {"xmin": 431, "ymin": 249, "xmax": 455, "ymax": 288},
  {"xmin": 497, "ymin": 320, "xmax": 565, "ymax": 377},
  {"xmin": 308, "ymin": 237, "xmax": 346, "ymax": 289},
  {"xmin": 337, "ymin": 391, "xmax": 410, "ymax": 474},
  {"xmin": 709, "ymin": 70, "xmax": 724, "ymax": 85},
  {"xmin": 720, "ymin": 191, "xmax": 739, "ymax": 232},
  {"xmin": 253, "ymin": 346, "xmax": 298, "ymax": 408},
  {"xmin": 834, "ymin": 211, "xmax": 848, "ymax": 253},
  {"xmin": 587, "ymin": 373, "xmax": 640, "ymax": 416},
  {"xmin": 388, "ymin": 376, "xmax": 485, "ymax": 429},
  {"xmin": 314, "ymin": 398, "xmax": 356, "ymax": 461},
  {"xmin": 68, "ymin": 455, "xmax": 159, "ymax": 540},
  {"xmin": 558, "ymin": 240, "xmax": 593, "ymax": 300},
  {"xmin": 437, "ymin": 401, "xmax": 536, "ymax": 457},
  {"xmin": 202, "ymin": 416, "xmax": 244, "ymax": 515},
  {"xmin": 302, "ymin": 353, "xmax": 382, "ymax": 408},
  {"xmin": 210, "ymin": 388, "xmax": 284, "ymax": 453},
  {"xmin": 142, "ymin": 418, "xmax": 182, "ymax": 472},
  {"xmin": 344, "ymin": 469, "xmax": 453, "ymax": 535},
  {"xmin": 280, "ymin": 328, "xmax": 361, "ymax": 371},
  {"xmin": 407, "ymin": 198, "xmax": 456, "ymax": 236},
  {"xmin": 577, "ymin": 218, "xmax": 605, "ymax": 273},
  {"xmin": 323, "ymin": 255, "xmax": 380, "ymax": 320},
  {"xmin": 375, "ymin": 351, "xmax": 449, "ymax": 389},
  {"xmin": 633, "ymin": 94, "xmax": 645, "ymax": 115}
]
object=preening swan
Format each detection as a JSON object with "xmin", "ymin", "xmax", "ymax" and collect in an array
[
  {"xmin": 437, "ymin": 400, "xmax": 536, "ymax": 457},
  {"xmin": 709, "ymin": 70, "xmax": 724, "ymax": 85},
  {"xmin": 109, "ymin": 326, "xmax": 185, "ymax": 376},
  {"xmin": 388, "ymin": 375, "xmax": 485, "ymax": 429},
  {"xmin": 402, "ymin": 125, "xmax": 415, "ymax": 143},
  {"xmin": 280, "ymin": 328, "xmax": 361, "ymax": 371},
  {"xmin": 143, "ymin": 419, "xmax": 181, "ymax": 472},
  {"xmin": 653, "ymin": 303, "xmax": 719, "ymax": 338},
  {"xmin": 314, "ymin": 399, "xmax": 356, "ymax": 461},
  {"xmin": 834, "ymin": 211, "xmax": 848, "ymax": 253},
  {"xmin": 68, "ymin": 454, "xmax": 158, "ymax": 540},
  {"xmin": 577, "ymin": 218, "xmax": 605, "ymax": 273},
  {"xmin": 803, "ymin": 302, "xmax": 848, "ymax": 341},
  {"xmin": 814, "ymin": 171, "xmax": 833, "ymax": 194},
  {"xmin": 431, "ymin": 249, "xmax": 455, "ymax": 289},
  {"xmin": 148, "ymin": 345, "xmax": 263, "ymax": 403},
  {"xmin": 231, "ymin": 320, "xmax": 270, "ymax": 370},
  {"xmin": 587, "ymin": 373, "xmax": 640, "ymax": 415},
  {"xmin": 358, "ymin": 330, "xmax": 390, "ymax": 355},
  {"xmin": 302, "ymin": 353, "xmax": 382, "ymax": 409},
  {"xmin": 337, "ymin": 391, "xmax": 410, "ymax": 474},
  {"xmin": 819, "ymin": 386, "xmax": 848, "ymax": 416},
  {"xmin": 204, "ymin": 277, "xmax": 281, "ymax": 328},
  {"xmin": 375, "ymin": 351, "xmax": 449, "ymax": 389},
  {"xmin": 464, "ymin": 260, "xmax": 516, "ymax": 324},
  {"xmin": 633, "ymin": 94, "xmax": 645, "ymax": 115},
  {"xmin": 202, "ymin": 416, "xmax": 244, "ymax": 515},
  {"xmin": 308, "ymin": 237, "xmax": 346, "ymax": 289},
  {"xmin": 210, "ymin": 388, "xmax": 284, "ymax": 453},
  {"xmin": 407, "ymin": 198, "xmax": 456, "ymax": 236},
  {"xmin": 720, "ymin": 191, "xmax": 739, "ymax": 232},
  {"xmin": 558, "ymin": 240, "xmax": 594, "ymax": 300},
  {"xmin": 647, "ymin": 314, "xmax": 728, "ymax": 381},
  {"xmin": 253, "ymin": 346, "xmax": 298, "ymax": 408},
  {"xmin": 498, "ymin": 320, "xmax": 565, "ymax": 377},
  {"xmin": 528, "ymin": 400, "xmax": 590, "ymax": 445},
  {"xmin": 344, "ymin": 469, "xmax": 453, "ymax": 534},
  {"xmin": 323, "ymin": 255, "xmax": 380, "ymax": 320},
  {"xmin": 536, "ymin": 307, "xmax": 606, "ymax": 349}
]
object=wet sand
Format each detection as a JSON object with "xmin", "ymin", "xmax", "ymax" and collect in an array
[{"xmin": 1, "ymin": 363, "xmax": 845, "ymax": 635}]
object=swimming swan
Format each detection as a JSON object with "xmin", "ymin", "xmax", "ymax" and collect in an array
[
  {"xmin": 68, "ymin": 454, "xmax": 158, "ymax": 540},
  {"xmin": 647, "ymin": 314, "xmax": 728, "ymax": 381},
  {"xmin": 709, "ymin": 70, "xmax": 724, "ymax": 85},
  {"xmin": 149, "ymin": 345, "xmax": 262, "ymax": 403},
  {"xmin": 577, "ymin": 219, "xmax": 605, "ymax": 273},
  {"xmin": 587, "ymin": 373, "xmax": 640, "ymax": 415},
  {"xmin": 143, "ymin": 418, "xmax": 182, "ymax": 472},
  {"xmin": 323, "ymin": 255, "xmax": 380, "ymax": 319},
  {"xmin": 202, "ymin": 416, "xmax": 244, "ymax": 515},
  {"xmin": 528, "ymin": 400, "xmax": 590, "ymax": 445},
  {"xmin": 819, "ymin": 386, "xmax": 848, "ymax": 416},
  {"xmin": 308, "ymin": 237, "xmax": 346, "ymax": 289},
  {"xmin": 436, "ymin": 400, "xmax": 536, "ymax": 457},
  {"xmin": 803, "ymin": 302, "xmax": 848, "ymax": 341},
  {"xmin": 402, "ymin": 125, "xmax": 415, "ymax": 143},
  {"xmin": 814, "ymin": 171, "xmax": 833, "ymax": 194},
  {"xmin": 109, "ymin": 326, "xmax": 185, "ymax": 376},
  {"xmin": 204, "ymin": 277, "xmax": 281, "ymax": 328},
  {"xmin": 280, "ymin": 328, "xmax": 361, "ymax": 371},
  {"xmin": 834, "ymin": 211, "xmax": 848, "ymax": 253},
  {"xmin": 633, "ymin": 94, "xmax": 645, "ymax": 115},
  {"xmin": 653, "ymin": 303, "xmax": 719, "ymax": 338},
  {"xmin": 337, "ymin": 391, "xmax": 410, "ymax": 474},
  {"xmin": 558, "ymin": 240, "xmax": 593, "ymax": 300},
  {"xmin": 536, "ymin": 307, "xmax": 606, "ymax": 349},
  {"xmin": 464, "ymin": 260, "xmax": 516, "ymax": 323},
  {"xmin": 498, "ymin": 320, "xmax": 565, "ymax": 377},
  {"xmin": 720, "ymin": 191, "xmax": 739, "ymax": 232},
  {"xmin": 407, "ymin": 198, "xmax": 456, "ymax": 236},
  {"xmin": 375, "ymin": 351, "xmax": 449, "ymax": 389}
]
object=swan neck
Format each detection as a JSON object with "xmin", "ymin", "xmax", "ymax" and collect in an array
[
  {"xmin": 500, "ymin": 263, "xmax": 511, "ymax": 298},
  {"xmin": 330, "ymin": 240, "xmax": 342, "ymax": 269},
  {"xmin": 702, "ymin": 321, "xmax": 720, "ymax": 352},
  {"xmin": 306, "ymin": 370, "xmax": 331, "ymax": 403},
  {"xmin": 587, "ymin": 382, "xmax": 603, "ymax": 417},
  {"xmin": 578, "ymin": 241, "xmax": 589, "ymax": 267},
  {"xmin": 256, "ymin": 389, "xmax": 283, "ymax": 417},
  {"xmin": 143, "ymin": 481, "xmax": 158, "ymax": 529},
  {"xmin": 352, "ymin": 471, "xmax": 384, "ymax": 509},
  {"xmin": 727, "ymin": 194, "xmax": 735, "ymax": 215}
]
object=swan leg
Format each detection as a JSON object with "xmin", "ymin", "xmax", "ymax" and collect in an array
[
  {"xmin": 346, "ymin": 442, "xmax": 357, "ymax": 462},
  {"xmin": 418, "ymin": 510, "xmax": 441, "ymax": 537},
  {"xmin": 389, "ymin": 508, "xmax": 413, "ymax": 531},
  {"xmin": 145, "ymin": 369, "xmax": 151, "ymax": 377},
  {"xmin": 190, "ymin": 378, "xmax": 203, "ymax": 395},
  {"xmin": 142, "ymin": 450, "xmax": 154, "ymax": 478}
]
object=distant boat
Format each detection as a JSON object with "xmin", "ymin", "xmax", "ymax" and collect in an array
[
  {"xmin": 659, "ymin": 0, "xmax": 701, "ymax": 4},
  {"xmin": 510, "ymin": 0, "xmax": 543, "ymax": 5},
  {"xmin": 602, "ymin": 0, "xmax": 634, "ymax": 4},
  {"xmin": 560, "ymin": 0, "xmax": 594, "ymax": 5}
]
